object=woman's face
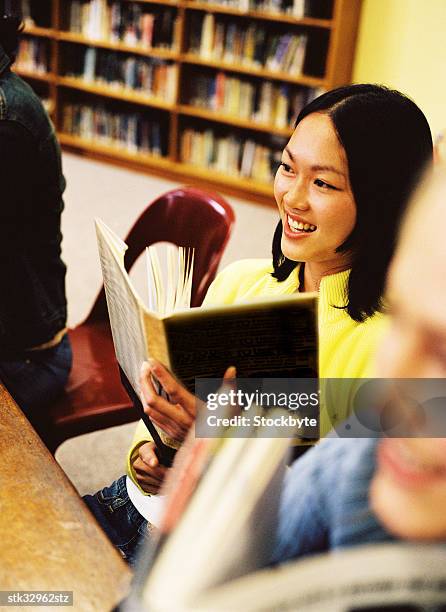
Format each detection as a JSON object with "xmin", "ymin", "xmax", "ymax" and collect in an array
[
  {"xmin": 371, "ymin": 173, "xmax": 446, "ymax": 540},
  {"xmin": 274, "ymin": 112, "xmax": 356, "ymax": 267}
]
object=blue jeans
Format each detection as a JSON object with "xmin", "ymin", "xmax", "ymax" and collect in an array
[
  {"xmin": 83, "ymin": 475, "xmax": 150, "ymax": 566},
  {"xmin": 0, "ymin": 334, "xmax": 72, "ymax": 435},
  {"xmin": 271, "ymin": 438, "xmax": 394, "ymax": 565}
]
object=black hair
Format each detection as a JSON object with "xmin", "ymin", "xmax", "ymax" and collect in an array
[
  {"xmin": 272, "ymin": 84, "xmax": 433, "ymax": 322},
  {"xmin": 0, "ymin": 1, "xmax": 22, "ymax": 63}
]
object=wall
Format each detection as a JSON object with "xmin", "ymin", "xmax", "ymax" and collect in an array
[{"xmin": 353, "ymin": 0, "xmax": 446, "ymax": 137}]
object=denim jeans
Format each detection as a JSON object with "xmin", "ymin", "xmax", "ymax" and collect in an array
[
  {"xmin": 271, "ymin": 437, "xmax": 394, "ymax": 565},
  {"xmin": 0, "ymin": 334, "xmax": 72, "ymax": 436},
  {"xmin": 83, "ymin": 475, "xmax": 151, "ymax": 566}
]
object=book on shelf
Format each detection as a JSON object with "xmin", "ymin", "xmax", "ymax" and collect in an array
[
  {"xmin": 16, "ymin": 37, "xmax": 49, "ymax": 74},
  {"xmin": 68, "ymin": 0, "xmax": 177, "ymax": 50},
  {"xmin": 189, "ymin": 15, "xmax": 308, "ymax": 76},
  {"xmin": 184, "ymin": 0, "xmax": 321, "ymax": 17},
  {"xmin": 189, "ymin": 71, "xmax": 310, "ymax": 128},
  {"xmin": 65, "ymin": 46, "xmax": 177, "ymax": 102},
  {"xmin": 22, "ymin": 0, "xmax": 52, "ymax": 29},
  {"xmin": 96, "ymin": 217, "xmax": 317, "ymax": 391},
  {"xmin": 180, "ymin": 128, "xmax": 288, "ymax": 183},
  {"xmin": 62, "ymin": 102, "xmax": 166, "ymax": 156},
  {"xmin": 199, "ymin": 13, "xmax": 215, "ymax": 59}
]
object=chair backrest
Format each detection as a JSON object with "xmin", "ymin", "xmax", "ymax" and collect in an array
[{"xmin": 87, "ymin": 186, "xmax": 235, "ymax": 323}]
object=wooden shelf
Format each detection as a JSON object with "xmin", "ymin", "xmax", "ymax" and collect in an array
[
  {"xmin": 178, "ymin": 104, "xmax": 293, "ymax": 136},
  {"xmin": 122, "ymin": 0, "xmax": 180, "ymax": 5},
  {"xmin": 59, "ymin": 131, "xmax": 275, "ymax": 204},
  {"xmin": 181, "ymin": 53, "xmax": 325, "ymax": 87},
  {"xmin": 179, "ymin": 161, "xmax": 273, "ymax": 197},
  {"xmin": 58, "ymin": 132, "xmax": 173, "ymax": 168},
  {"xmin": 21, "ymin": 0, "xmax": 360, "ymax": 204},
  {"xmin": 57, "ymin": 76, "xmax": 175, "ymax": 110},
  {"xmin": 22, "ymin": 24, "xmax": 55, "ymax": 38},
  {"xmin": 57, "ymin": 31, "xmax": 179, "ymax": 60},
  {"xmin": 182, "ymin": 2, "xmax": 332, "ymax": 27},
  {"xmin": 14, "ymin": 68, "xmax": 55, "ymax": 83}
]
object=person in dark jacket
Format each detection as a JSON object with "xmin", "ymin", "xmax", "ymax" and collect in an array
[{"xmin": 0, "ymin": 1, "xmax": 71, "ymax": 435}]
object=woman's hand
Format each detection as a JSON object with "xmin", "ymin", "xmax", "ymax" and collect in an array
[
  {"xmin": 140, "ymin": 359, "xmax": 198, "ymax": 442},
  {"xmin": 132, "ymin": 441, "xmax": 168, "ymax": 494},
  {"xmin": 134, "ymin": 361, "xmax": 236, "ymax": 492},
  {"xmin": 139, "ymin": 359, "xmax": 237, "ymax": 442}
]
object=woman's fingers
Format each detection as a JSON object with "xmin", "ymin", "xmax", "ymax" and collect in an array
[
  {"xmin": 223, "ymin": 366, "xmax": 237, "ymax": 380},
  {"xmin": 149, "ymin": 408, "xmax": 192, "ymax": 441},
  {"xmin": 133, "ymin": 459, "xmax": 165, "ymax": 482},
  {"xmin": 133, "ymin": 442, "xmax": 168, "ymax": 480},
  {"xmin": 139, "ymin": 360, "xmax": 236, "ymax": 442},
  {"xmin": 147, "ymin": 359, "xmax": 197, "ymax": 418}
]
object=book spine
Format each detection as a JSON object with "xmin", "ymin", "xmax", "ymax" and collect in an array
[
  {"xmin": 16, "ymin": 37, "xmax": 50, "ymax": 73},
  {"xmin": 200, "ymin": 13, "xmax": 215, "ymax": 59}
]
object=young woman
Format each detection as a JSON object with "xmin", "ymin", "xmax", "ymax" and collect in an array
[{"xmin": 85, "ymin": 84, "xmax": 433, "ymax": 564}]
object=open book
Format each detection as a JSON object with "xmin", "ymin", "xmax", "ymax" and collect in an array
[
  {"xmin": 121, "ymin": 407, "xmax": 446, "ymax": 611},
  {"xmin": 122, "ymin": 406, "xmax": 294, "ymax": 611},
  {"xmin": 157, "ymin": 544, "xmax": 446, "ymax": 611},
  {"xmin": 95, "ymin": 220, "xmax": 318, "ymax": 445}
]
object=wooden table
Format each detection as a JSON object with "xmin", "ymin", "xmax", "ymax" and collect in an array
[{"xmin": 0, "ymin": 384, "xmax": 132, "ymax": 611}]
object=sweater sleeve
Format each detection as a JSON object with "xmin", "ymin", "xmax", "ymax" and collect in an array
[{"xmin": 126, "ymin": 417, "xmax": 154, "ymax": 493}]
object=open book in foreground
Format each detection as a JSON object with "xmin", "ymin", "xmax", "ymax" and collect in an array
[
  {"xmin": 121, "ymin": 407, "xmax": 446, "ymax": 612},
  {"xmin": 95, "ymin": 219, "xmax": 318, "ymax": 447}
]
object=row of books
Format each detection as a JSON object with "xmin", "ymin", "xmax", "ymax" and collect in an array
[
  {"xmin": 65, "ymin": 47, "xmax": 177, "ymax": 101},
  {"xmin": 16, "ymin": 37, "xmax": 50, "ymax": 74},
  {"xmin": 21, "ymin": 0, "xmax": 52, "ymax": 28},
  {"xmin": 180, "ymin": 128, "xmax": 283, "ymax": 183},
  {"xmin": 189, "ymin": 73, "xmax": 311, "ymax": 128},
  {"xmin": 190, "ymin": 14, "xmax": 308, "ymax": 75},
  {"xmin": 187, "ymin": 0, "xmax": 332, "ymax": 18},
  {"xmin": 68, "ymin": 0, "xmax": 177, "ymax": 49},
  {"xmin": 62, "ymin": 103, "xmax": 165, "ymax": 155}
]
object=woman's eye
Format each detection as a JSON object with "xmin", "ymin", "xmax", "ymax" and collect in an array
[
  {"xmin": 279, "ymin": 162, "xmax": 294, "ymax": 174},
  {"xmin": 314, "ymin": 178, "xmax": 337, "ymax": 190}
]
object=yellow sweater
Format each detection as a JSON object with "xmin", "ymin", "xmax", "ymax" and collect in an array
[{"xmin": 127, "ymin": 259, "xmax": 388, "ymax": 490}]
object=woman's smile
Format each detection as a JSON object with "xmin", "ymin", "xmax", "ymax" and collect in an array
[
  {"xmin": 285, "ymin": 213, "xmax": 317, "ymax": 236},
  {"xmin": 377, "ymin": 439, "xmax": 446, "ymax": 489}
]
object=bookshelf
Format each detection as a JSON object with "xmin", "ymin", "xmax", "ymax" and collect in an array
[{"xmin": 17, "ymin": 0, "xmax": 361, "ymax": 206}]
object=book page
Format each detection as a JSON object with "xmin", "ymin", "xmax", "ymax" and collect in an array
[
  {"xmin": 95, "ymin": 219, "xmax": 151, "ymax": 395},
  {"xmin": 192, "ymin": 543, "xmax": 446, "ymax": 612},
  {"xmin": 146, "ymin": 244, "xmax": 194, "ymax": 316},
  {"xmin": 163, "ymin": 294, "xmax": 318, "ymax": 391},
  {"xmin": 141, "ymin": 412, "xmax": 291, "ymax": 610}
]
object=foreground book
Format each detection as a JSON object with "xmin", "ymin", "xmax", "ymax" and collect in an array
[
  {"xmin": 95, "ymin": 218, "xmax": 318, "ymax": 398},
  {"xmin": 149, "ymin": 543, "xmax": 446, "ymax": 611},
  {"xmin": 123, "ymin": 407, "xmax": 293, "ymax": 611},
  {"xmin": 121, "ymin": 410, "xmax": 446, "ymax": 611}
]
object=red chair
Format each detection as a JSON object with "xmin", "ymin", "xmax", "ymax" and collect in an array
[{"xmin": 45, "ymin": 187, "xmax": 235, "ymax": 452}]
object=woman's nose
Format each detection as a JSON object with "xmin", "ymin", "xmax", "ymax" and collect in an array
[{"xmin": 283, "ymin": 180, "xmax": 310, "ymax": 210}]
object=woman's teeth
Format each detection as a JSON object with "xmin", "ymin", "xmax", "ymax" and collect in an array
[{"xmin": 287, "ymin": 215, "xmax": 316, "ymax": 233}]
